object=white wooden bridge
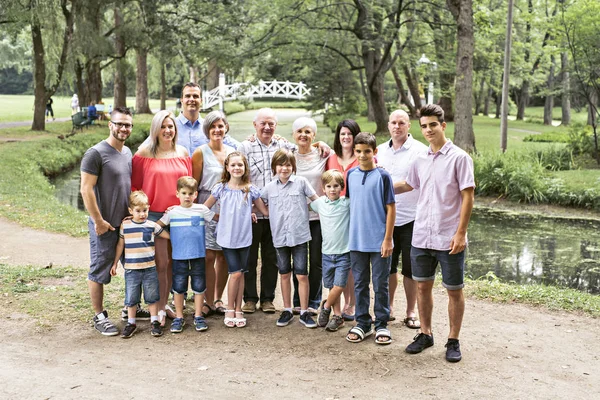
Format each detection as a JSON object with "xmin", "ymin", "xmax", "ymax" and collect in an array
[{"xmin": 202, "ymin": 73, "xmax": 311, "ymax": 110}]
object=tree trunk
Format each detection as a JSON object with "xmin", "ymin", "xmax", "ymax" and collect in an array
[
  {"xmin": 543, "ymin": 55, "xmax": 555, "ymax": 125},
  {"xmin": 516, "ymin": 80, "xmax": 529, "ymax": 120},
  {"xmin": 113, "ymin": 7, "xmax": 127, "ymax": 108},
  {"xmin": 449, "ymin": 0, "xmax": 477, "ymax": 154},
  {"xmin": 357, "ymin": 68, "xmax": 374, "ymax": 122},
  {"xmin": 484, "ymin": 72, "xmax": 496, "ymax": 116},
  {"xmin": 75, "ymin": 60, "xmax": 85, "ymax": 107},
  {"xmin": 561, "ymin": 51, "xmax": 571, "ymax": 126},
  {"xmin": 403, "ymin": 65, "xmax": 422, "ymax": 111},
  {"xmin": 438, "ymin": 71, "xmax": 455, "ymax": 121},
  {"xmin": 475, "ymin": 76, "xmax": 485, "ymax": 115},
  {"xmin": 160, "ymin": 62, "xmax": 166, "ymax": 111},
  {"xmin": 588, "ymin": 90, "xmax": 597, "ymax": 126},
  {"xmin": 189, "ymin": 66, "xmax": 197, "ymax": 83},
  {"xmin": 86, "ymin": 60, "xmax": 102, "ymax": 105},
  {"xmin": 362, "ymin": 50, "xmax": 389, "ymax": 135},
  {"xmin": 135, "ymin": 48, "xmax": 151, "ymax": 114},
  {"xmin": 31, "ymin": 22, "xmax": 46, "ymax": 131},
  {"xmin": 206, "ymin": 59, "xmax": 220, "ymax": 91},
  {"xmin": 391, "ymin": 64, "xmax": 416, "ymax": 117}
]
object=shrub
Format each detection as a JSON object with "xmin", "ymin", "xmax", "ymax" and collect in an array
[
  {"xmin": 566, "ymin": 123, "xmax": 593, "ymax": 156},
  {"xmin": 523, "ymin": 131, "xmax": 569, "ymax": 143}
]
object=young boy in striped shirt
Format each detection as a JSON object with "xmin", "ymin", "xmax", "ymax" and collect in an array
[{"xmin": 111, "ymin": 191, "xmax": 170, "ymax": 338}]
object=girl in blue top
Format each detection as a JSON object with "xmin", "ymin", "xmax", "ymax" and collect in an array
[{"xmin": 204, "ymin": 152, "xmax": 268, "ymax": 328}]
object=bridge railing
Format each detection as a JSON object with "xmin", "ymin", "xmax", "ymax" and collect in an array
[{"xmin": 202, "ymin": 74, "xmax": 310, "ymax": 110}]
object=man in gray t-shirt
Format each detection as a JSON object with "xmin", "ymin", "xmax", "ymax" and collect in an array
[{"xmin": 80, "ymin": 106, "xmax": 133, "ymax": 336}]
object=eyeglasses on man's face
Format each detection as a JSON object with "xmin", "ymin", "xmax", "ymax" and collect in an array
[{"xmin": 111, "ymin": 121, "xmax": 133, "ymax": 130}]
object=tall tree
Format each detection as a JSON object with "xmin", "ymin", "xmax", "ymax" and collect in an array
[{"xmin": 447, "ymin": 0, "xmax": 476, "ymax": 152}]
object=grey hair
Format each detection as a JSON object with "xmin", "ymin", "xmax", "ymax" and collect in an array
[
  {"xmin": 149, "ymin": 110, "xmax": 177, "ymax": 156},
  {"xmin": 253, "ymin": 107, "xmax": 278, "ymax": 123},
  {"xmin": 202, "ymin": 110, "xmax": 229, "ymax": 139},
  {"xmin": 292, "ymin": 117, "xmax": 317, "ymax": 134}
]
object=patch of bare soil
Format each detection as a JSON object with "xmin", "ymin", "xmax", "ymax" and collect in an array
[{"xmin": 0, "ymin": 217, "xmax": 599, "ymax": 399}]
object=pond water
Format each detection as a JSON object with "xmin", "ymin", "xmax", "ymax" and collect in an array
[{"xmin": 53, "ymin": 165, "xmax": 600, "ymax": 294}]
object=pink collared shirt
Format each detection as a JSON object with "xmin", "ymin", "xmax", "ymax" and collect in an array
[{"xmin": 406, "ymin": 140, "xmax": 475, "ymax": 251}]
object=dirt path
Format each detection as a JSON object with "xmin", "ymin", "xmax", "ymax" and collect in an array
[{"xmin": 1, "ymin": 218, "xmax": 599, "ymax": 399}]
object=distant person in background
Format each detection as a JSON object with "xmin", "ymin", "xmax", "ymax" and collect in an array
[
  {"xmin": 88, "ymin": 103, "xmax": 98, "ymax": 124},
  {"xmin": 46, "ymin": 97, "xmax": 55, "ymax": 121},
  {"xmin": 71, "ymin": 94, "xmax": 79, "ymax": 114}
]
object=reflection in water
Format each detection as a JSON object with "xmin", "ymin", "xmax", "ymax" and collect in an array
[
  {"xmin": 51, "ymin": 166, "xmax": 600, "ymax": 294},
  {"xmin": 468, "ymin": 211, "xmax": 600, "ymax": 294}
]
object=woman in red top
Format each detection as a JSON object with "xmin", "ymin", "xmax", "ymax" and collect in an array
[
  {"xmin": 132, "ymin": 110, "xmax": 192, "ymax": 326},
  {"xmin": 325, "ymin": 119, "xmax": 361, "ymax": 321},
  {"xmin": 325, "ymin": 119, "xmax": 361, "ymax": 196}
]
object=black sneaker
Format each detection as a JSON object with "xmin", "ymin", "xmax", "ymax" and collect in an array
[
  {"xmin": 299, "ymin": 312, "xmax": 317, "ymax": 328},
  {"xmin": 445, "ymin": 339, "xmax": 462, "ymax": 362},
  {"xmin": 405, "ymin": 333, "xmax": 434, "ymax": 354},
  {"xmin": 276, "ymin": 310, "xmax": 294, "ymax": 327},
  {"xmin": 121, "ymin": 323, "xmax": 137, "ymax": 339},
  {"xmin": 92, "ymin": 311, "xmax": 119, "ymax": 336},
  {"xmin": 121, "ymin": 305, "xmax": 151, "ymax": 321},
  {"xmin": 150, "ymin": 321, "xmax": 163, "ymax": 337},
  {"xmin": 317, "ymin": 300, "xmax": 331, "ymax": 327}
]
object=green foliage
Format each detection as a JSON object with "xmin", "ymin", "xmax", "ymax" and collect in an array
[
  {"xmin": 523, "ymin": 131, "xmax": 569, "ymax": 143},
  {"xmin": 0, "ymin": 123, "xmax": 149, "ymax": 236},
  {"xmin": 465, "ymin": 273, "xmax": 600, "ymax": 317},
  {"xmin": 566, "ymin": 122, "xmax": 594, "ymax": 156}
]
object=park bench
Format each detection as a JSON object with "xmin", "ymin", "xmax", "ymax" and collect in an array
[{"xmin": 71, "ymin": 111, "xmax": 90, "ymax": 134}]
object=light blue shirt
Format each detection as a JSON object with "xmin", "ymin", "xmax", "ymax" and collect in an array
[
  {"xmin": 159, "ymin": 204, "xmax": 214, "ymax": 260},
  {"xmin": 211, "ymin": 183, "xmax": 261, "ymax": 249},
  {"xmin": 261, "ymin": 175, "xmax": 316, "ymax": 248},
  {"xmin": 309, "ymin": 196, "xmax": 350, "ymax": 255}
]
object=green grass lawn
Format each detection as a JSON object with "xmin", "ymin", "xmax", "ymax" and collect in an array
[{"xmin": 0, "ymin": 95, "xmax": 177, "ymax": 123}]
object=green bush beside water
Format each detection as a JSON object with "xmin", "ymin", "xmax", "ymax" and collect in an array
[{"xmin": 0, "ymin": 123, "xmax": 149, "ymax": 236}]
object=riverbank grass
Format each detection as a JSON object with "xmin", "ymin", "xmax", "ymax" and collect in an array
[{"xmin": 465, "ymin": 274, "xmax": 600, "ymax": 317}]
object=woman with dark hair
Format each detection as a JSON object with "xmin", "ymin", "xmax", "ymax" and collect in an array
[
  {"xmin": 326, "ymin": 119, "xmax": 361, "ymax": 196},
  {"xmin": 325, "ymin": 119, "xmax": 361, "ymax": 320}
]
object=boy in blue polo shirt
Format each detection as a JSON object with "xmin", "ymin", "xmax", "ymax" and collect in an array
[
  {"xmin": 158, "ymin": 176, "xmax": 215, "ymax": 333},
  {"xmin": 345, "ymin": 132, "xmax": 396, "ymax": 345}
]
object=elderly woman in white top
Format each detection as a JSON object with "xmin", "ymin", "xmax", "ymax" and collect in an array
[
  {"xmin": 291, "ymin": 117, "xmax": 327, "ymax": 313},
  {"xmin": 192, "ymin": 111, "xmax": 235, "ymax": 316}
]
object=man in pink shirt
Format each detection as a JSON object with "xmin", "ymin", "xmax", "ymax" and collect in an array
[{"xmin": 394, "ymin": 104, "xmax": 475, "ymax": 363}]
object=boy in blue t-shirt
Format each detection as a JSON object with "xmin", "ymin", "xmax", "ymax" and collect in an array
[
  {"xmin": 158, "ymin": 176, "xmax": 214, "ymax": 334},
  {"xmin": 345, "ymin": 132, "xmax": 396, "ymax": 345}
]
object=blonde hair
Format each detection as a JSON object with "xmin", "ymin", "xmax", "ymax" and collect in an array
[
  {"xmin": 148, "ymin": 110, "xmax": 178, "ymax": 156},
  {"xmin": 129, "ymin": 190, "xmax": 149, "ymax": 208},
  {"xmin": 321, "ymin": 170, "xmax": 345, "ymax": 190},
  {"xmin": 177, "ymin": 176, "xmax": 198, "ymax": 192}
]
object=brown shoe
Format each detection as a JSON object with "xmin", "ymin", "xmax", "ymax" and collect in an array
[
  {"xmin": 261, "ymin": 301, "xmax": 276, "ymax": 314},
  {"xmin": 241, "ymin": 301, "xmax": 257, "ymax": 313}
]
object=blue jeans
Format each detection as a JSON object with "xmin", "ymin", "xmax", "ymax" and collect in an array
[
  {"xmin": 275, "ymin": 243, "xmax": 309, "ymax": 275},
  {"xmin": 411, "ymin": 247, "xmax": 465, "ymax": 290},
  {"xmin": 350, "ymin": 251, "xmax": 391, "ymax": 331},
  {"xmin": 124, "ymin": 267, "xmax": 160, "ymax": 306},
  {"xmin": 172, "ymin": 258, "xmax": 206, "ymax": 294},
  {"xmin": 322, "ymin": 253, "xmax": 351, "ymax": 289},
  {"xmin": 222, "ymin": 247, "xmax": 250, "ymax": 274}
]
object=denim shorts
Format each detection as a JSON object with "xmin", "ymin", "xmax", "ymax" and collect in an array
[
  {"xmin": 410, "ymin": 246, "xmax": 465, "ymax": 290},
  {"xmin": 88, "ymin": 218, "xmax": 119, "ymax": 285},
  {"xmin": 124, "ymin": 267, "xmax": 160, "ymax": 306},
  {"xmin": 222, "ymin": 247, "xmax": 250, "ymax": 274},
  {"xmin": 322, "ymin": 252, "xmax": 351, "ymax": 289},
  {"xmin": 172, "ymin": 258, "xmax": 206, "ymax": 294},
  {"xmin": 275, "ymin": 243, "xmax": 308, "ymax": 275}
]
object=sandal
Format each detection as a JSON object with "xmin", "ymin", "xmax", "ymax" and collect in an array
[
  {"xmin": 201, "ymin": 303, "xmax": 215, "ymax": 318},
  {"xmin": 403, "ymin": 316, "xmax": 421, "ymax": 329},
  {"xmin": 214, "ymin": 299, "xmax": 226, "ymax": 315},
  {"xmin": 346, "ymin": 326, "xmax": 374, "ymax": 343},
  {"xmin": 375, "ymin": 328, "xmax": 393, "ymax": 345},
  {"xmin": 234, "ymin": 311, "xmax": 247, "ymax": 328},
  {"xmin": 165, "ymin": 305, "xmax": 176, "ymax": 319},
  {"xmin": 224, "ymin": 310, "xmax": 236, "ymax": 328}
]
